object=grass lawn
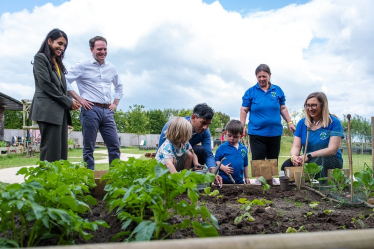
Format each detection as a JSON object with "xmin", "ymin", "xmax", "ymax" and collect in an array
[{"xmin": 0, "ymin": 142, "xmax": 372, "ymax": 175}]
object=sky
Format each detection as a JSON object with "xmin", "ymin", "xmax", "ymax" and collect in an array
[{"xmin": 1, "ymin": 0, "xmax": 373, "ymax": 123}]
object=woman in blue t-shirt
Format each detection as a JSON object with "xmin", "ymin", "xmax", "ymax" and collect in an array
[
  {"xmin": 281, "ymin": 92, "xmax": 344, "ymax": 178},
  {"xmin": 240, "ymin": 64, "xmax": 295, "ymax": 162}
]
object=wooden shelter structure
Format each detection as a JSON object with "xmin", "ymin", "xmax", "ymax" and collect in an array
[{"xmin": 0, "ymin": 92, "xmax": 23, "ymax": 141}]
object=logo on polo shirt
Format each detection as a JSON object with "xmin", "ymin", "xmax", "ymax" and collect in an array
[
  {"xmin": 241, "ymin": 149, "xmax": 246, "ymax": 157},
  {"xmin": 271, "ymin": 92, "xmax": 277, "ymax": 98},
  {"xmin": 320, "ymin": 132, "xmax": 327, "ymax": 140}
]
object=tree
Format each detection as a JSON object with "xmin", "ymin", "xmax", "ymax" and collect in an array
[
  {"xmin": 282, "ymin": 109, "xmax": 305, "ymax": 136},
  {"xmin": 124, "ymin": 104, "xmax": 149, "ymax": 145},
  {"xmin": 70, "ymin": 110, "xmax": 82, "ymax": 131},
  {"xmin": 114, "ymin": 109, "xmax": 127, "ymax": 133},
  {"xmin": 342, "ymin": 114, "xmax": 371, "ymax": 145},
  {"xmin": 4, "ymin": 110, "xmax": 23, "ymax": 129},
  {"xmin": 147, "ymin": 109, "xmax": 168, "ymax": 134},
  {"xmin": 208, "ymin": 111, "xmax": 230, "ymax": 138}
]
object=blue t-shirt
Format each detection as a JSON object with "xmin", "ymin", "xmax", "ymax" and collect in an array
[
  {"xmin": 157, "ymin": 116, "xmax": 215, "ymax": 168},
  {"xmin": 294, "ymin": 115, "xmax": 344, "ymax": 161},
  {"xmin": 242, "ymin": 83, "xmax": 286, "ymax": 137},
  {"xmin": 215, "ymin": 141, "xmax": 248, "ymax": 184}
]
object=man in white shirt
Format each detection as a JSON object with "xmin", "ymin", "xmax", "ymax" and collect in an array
[{"xmin": 66, "ymin": 36, "xmax": 123, "ymax": 170}]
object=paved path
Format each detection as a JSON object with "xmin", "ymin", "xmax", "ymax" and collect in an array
[{"xmin": 0, "ymin": 152, "xmax": 142, "ymax": 184}]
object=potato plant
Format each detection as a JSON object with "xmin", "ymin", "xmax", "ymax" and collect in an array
[
  {"xmin": 328, "ymin": 168, "xmax": 350, "ymax": 195},
  {"xmin": 353, "ymin": 164, "xmax": 374, "ymax": 201},
  {"xmin": 0, "ymin": 160, "xmax": 108, "ymax": 247},
  {"xmin": 103, "ymin": 159, "xmax": 219, "ymax": 241}
]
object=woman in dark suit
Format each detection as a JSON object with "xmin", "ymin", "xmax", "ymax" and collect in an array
[{"xmin": 30, "ymin": 29, "xmax": 80, "ymax": 162}]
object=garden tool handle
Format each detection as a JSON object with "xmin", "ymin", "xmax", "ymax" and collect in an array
[{"xmin": 213, "ymin": 157, "xmax": 226, "ymax": 175}]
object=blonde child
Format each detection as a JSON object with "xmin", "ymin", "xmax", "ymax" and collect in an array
[{"xmin": 155, "ymin": 117, "xmax": 200, "ymax": 173}]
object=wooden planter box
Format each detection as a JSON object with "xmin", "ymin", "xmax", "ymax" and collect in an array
[{"xmin": 93, "ymin": 170, "xmax": 108, "ymax": 197}]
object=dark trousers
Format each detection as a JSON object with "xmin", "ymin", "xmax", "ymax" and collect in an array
[
  {"xmin": 38, "ymin": 110, "xmax": 68, "ymax": 162},
  {"xmin": 81, "ymin": 106, "xmax": 120, "ymax": 170},
  {"xmin": 193, "ymin": 145, "xmax": 206, "ymax": 165},
  {"xmin": 281, "ymin": 156, "xmax": 343, "ymax": 178},
  {"xmin": 249, "ymin": 135, "xmax": 281, "ymax": 161}
]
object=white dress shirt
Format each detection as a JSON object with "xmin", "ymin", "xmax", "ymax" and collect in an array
[{"xmin": 66, "ymin": 58, "xmax": 123, "ymax": 104}]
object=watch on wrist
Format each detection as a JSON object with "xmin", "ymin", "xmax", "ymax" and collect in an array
[{"xmin": 307, "ymin": 153, "xmax": 312, "ymax": 161}]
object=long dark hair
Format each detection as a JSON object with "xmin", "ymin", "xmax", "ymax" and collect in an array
[{"xmin": 36, "ymin": 28, "xmax": 68, "ymax": 74}]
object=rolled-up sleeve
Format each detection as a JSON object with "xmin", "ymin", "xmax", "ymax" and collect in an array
[{"xmin": 112, "ymin": 70, "xmax": 123, "ymax": 100}]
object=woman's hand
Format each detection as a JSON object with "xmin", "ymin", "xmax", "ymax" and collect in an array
[
  {"xmin": 292, "ymin": 156, "xmax": 303, "ymax": 166},
  {"xmin": 288, "ymin": 123, "xmax": 296, "ymax": 133},
  {"xmin": 221, "ymin": 163, "xmax": 233, "ymax": 175},
  {"xmin": 70, "ymin": 100, "xmax": 81, "ymax": 110}
]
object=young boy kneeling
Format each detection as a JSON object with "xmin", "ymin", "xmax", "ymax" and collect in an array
[
  {"xmin": 155, "ymin": 117, "xmax": 200, "ymax": 173},
  {"xmin": 215, "ymin": 120, "xmax": 250, "ymax": 184}
]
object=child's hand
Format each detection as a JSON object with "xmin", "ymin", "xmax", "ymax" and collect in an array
[{"xmin": 221, "ymin": 163, "xmax": 233, "ymax": 175}]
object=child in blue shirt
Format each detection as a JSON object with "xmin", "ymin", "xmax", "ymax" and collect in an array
[{"xmin": 215, "ymin": 120, "xmax": 250, "ymax": 184}]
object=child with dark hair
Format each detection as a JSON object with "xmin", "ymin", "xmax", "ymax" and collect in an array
[{"xmin": 214, "ymin": 120, "xmax": 250, "ymax": 184}]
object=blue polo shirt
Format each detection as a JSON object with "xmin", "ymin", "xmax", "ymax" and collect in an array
[
  {"xmin": 242, "ymin": 83, "xmax": 285, "ymax": 137},
  {"xmin": 215, "ymin": 141, "xmax": 248, "ymax": 184},
  {"xmin": 157, "ymin": 116, "xmax": 215, "ymax": 168},
  {"xmin": 295, "ymin": 115, "xmax": 344, "ymax": 162}
]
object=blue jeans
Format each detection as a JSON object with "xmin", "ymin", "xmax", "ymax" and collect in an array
[{"xmin": 80, "ymin": 106, "xmax": 120, "ymax": 170}]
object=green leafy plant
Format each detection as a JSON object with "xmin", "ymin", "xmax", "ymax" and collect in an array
[
  {"xmin": 303, "ymin": 163, "xmax": 323, "ymax": 188},
  {"xmin": 323, "ymin": 209, "xmax": 335, "ymax": 215},
  {"xmin": 0, "ymin": 161, "xmax": 108, "ymax": 247},
  {"xmin": 328, "ymin": 169, "xmax": 350, "ymax": 195},
  {"xmin": 303, "ymin": 212, "xmax": 313, "ymax": 218},
  {"xmin": 0, "ymin": 140, "xmax": 7, "ymax": 147},
  {"xmin": 234, "ymin": 198, "xmax": 271, "ymax": 225},
  {"xmin": 351, "ymin": 218, "xmax": 365, "ymax": 228},
  {"xmin": 309, "ymin": 201, "xmax": 319, "ymax": 209},
  {"xmin": 104, "ymin": 159, "xmax": 219, "ymax": 241},
  {"xmin": 353, "ymin": 164, "xmax": 374, "ymax": 201},
  {"xmin": 234, "ymin": 212, "xmax": 255, "ymax": 225},
  {"xmin": 286, "ymin": 226, "xmax": 307, "ymax": 233},
  {"xmin": 203, "ymin": 187, "xmax": 220, "ymax": 197},
  {"xmin": 257, "ymin": 176, "xmax": 271, "ymax": 194}
]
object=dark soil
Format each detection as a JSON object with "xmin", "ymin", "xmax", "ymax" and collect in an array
[{"xmin": 78, "ymin": 184, "xmax": 374, "ymax": 244}]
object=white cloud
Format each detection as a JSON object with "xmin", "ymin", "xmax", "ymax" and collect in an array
[{"xmin": 1, "ymin": 0, "xmax": 373, "ymax": 121}]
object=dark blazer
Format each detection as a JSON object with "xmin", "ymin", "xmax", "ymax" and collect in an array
[{"xmin": 29, "ymin": 53, "xmax": 73, "ymax": 125}]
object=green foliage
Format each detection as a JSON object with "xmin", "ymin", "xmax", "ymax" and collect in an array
[
  {"xmin": 0, "ymin": 141, "xmax": 7, "ymax": 147},
  {"xmin": 342, "ymin": 114, "xmax": 371, "ymax": 144},
  {"xmin": 124, "ymin": 104, "xmax": 150, "ymax": 135},
  {"xmin": 309, "ymin": 201, "xmax": 319, "ymax": 209},
  {"xmin": 353, "ymin": 164, "xmax": 374, "ymax": 201},
  {"xmin": 234, "ymin": 198, "xmax": 271, "ymax": 225},
  {"xmin": 328, "ymin": 168, "xmax": 350, "ymax": 195},
  {"xmin": 286, "ymin": 226, "xmax": 307, "ymax": 233},
  {"xmin": 146, "ymin": 109, "xmax": 168, "ymax": 134},
  {"xmin": 257, "ymin": 176, "xmax": 271, "ymax": 194},
  {"xmin": 4, "ymin": 110, "xmax": 23, "ymax": 129},
  {"xmin": 104, "ymin": 158, "xmax": 218, "ymax": 241},
  {"xmin": 113, "ymin": 109, "xmax": 127, "ymax": 133},
  {"xmin": 303, "ymin": 163, "xmax": 323, "ymax": 188},
  {"xmin": 323, "ymin": 209, "xmax": 335, "ymax": 215},
  {"xmin": 209, "ymin": 111, "xmax": 230, "ymax": 137},
  {"xmin": 70, "ymin": 109, "xmax": 82, "ymax": 131},
  {"xmin": 351, "ymin": 218, "xmax": 365, "ymax": 228},
  {"xmin": 0, "ymin": 161, "xmax": 108, "ymax": 247}
]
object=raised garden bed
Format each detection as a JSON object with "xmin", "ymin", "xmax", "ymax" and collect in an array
[{"xmin": 76, "ymin": 184, "xmax": 374, "ymax": 244}]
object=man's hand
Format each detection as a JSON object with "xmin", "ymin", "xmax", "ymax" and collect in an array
[
  {"xmin": 221, "ymin": 163, "xmax": 233, "ymax": 175},
  {"xmin": 214, "ymin": 175, "xmax": 223, "ymax": 188},
  {"xmin": 109, "ymin": 102, "xmax": 118, "ymax": 111},
  {"xmin": 244, "ymin": 178, "xmax": 250, "ymax": 184},
  {"xmin": 70, "ymin": 100, "xmax": 81, "ymax": 110},
  {"xmin": 78, "ymin": 98, "xmax": 94, "ymax": 111}
]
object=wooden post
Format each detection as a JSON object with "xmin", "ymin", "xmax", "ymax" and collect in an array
[
  {"xmin": 347, "ymin": 114, "xmax": 353, "ymax": 202},
  {"xmin": 371, "ymin": 117, "xmax": 374, "ymax": 177}
]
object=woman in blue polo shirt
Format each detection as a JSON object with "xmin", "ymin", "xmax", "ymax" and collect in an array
[
  {"xmin": 240, "ymin": 64, "xmax": 295, "ymax": 162},
  {"xmin": 281, "ymin": 92, "xmax": 344, "ymax": 178}
]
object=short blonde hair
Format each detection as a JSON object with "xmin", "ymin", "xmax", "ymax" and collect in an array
[
  {"xmin": 165, "ymin": 117, "xmax": 192, "ymax": 144},
  {"xmin": 304, "ymin": 92, "xmax": 332, "ymax": 128}
]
